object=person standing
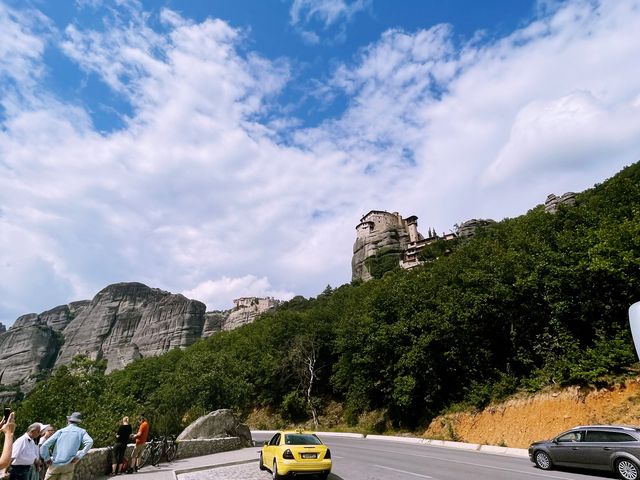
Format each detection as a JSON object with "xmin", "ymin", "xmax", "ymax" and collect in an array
[
  {"xmin": 0, "ymin": 412, "xmax": 17, "ymax": 471},
  {"xmin": 40, "ymin": 413, "xmax": 92, "ymax": 480},
  {"xmin": 9, "ymin": 424, "xmax": 41, "ymax": 480},
  {"xmin": 111, "ymin": 417, "xmax": 132, "ymax": 476},
  {"xmin": 36, "ymin": 427, "xmax": 54, "ymax": 480},
  {"xmin": 130, "ymin": 415, "xmax": 149, "ymax": 472}
]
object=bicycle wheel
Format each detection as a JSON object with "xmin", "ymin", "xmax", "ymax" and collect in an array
[
  {"xmin": 139, "ymin": 443, "xmax": 153, "ymax": 468},
  {"xmin": 150, "ymin": 440, "xmax": 163, "ymax": 466},
  {"xmin": 165, "ymin": 439, "xmax": 177, "ymax": 463}
]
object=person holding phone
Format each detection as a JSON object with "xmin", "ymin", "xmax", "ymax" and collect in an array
[{"xmin": 0, "ymin": 410, "xmax": 17, "ymax": 471}]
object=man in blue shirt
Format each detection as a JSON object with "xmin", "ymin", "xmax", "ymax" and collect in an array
[{"xmin": 40, "ymin": 412, "xmax": 93, "ymax": 480}]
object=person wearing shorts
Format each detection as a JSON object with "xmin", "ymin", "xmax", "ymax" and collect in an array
[{"xmin": 130, "ymin": 415, "xmax": 148, "ymax": 472}]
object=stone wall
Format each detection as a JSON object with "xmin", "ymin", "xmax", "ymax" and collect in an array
[{"xmin": 69, "ymin": 437, "xmax": 242, "ymax": 480}]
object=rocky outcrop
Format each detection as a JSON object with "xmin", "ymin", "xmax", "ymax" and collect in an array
[
  {"xmin": 177, "ymin": 409, "xmax": 252, "ymax": 446},
  {"xmin": 352, "ymin": 211, "xmax": 419, "ymax": 282},
  {"xmin": 544, "ymin": 192, "xmax": 576, "ymax": 213},
  {"xmin": 0, "ymin": 314, "xmax": 62, "ymax": 387},
  {"xmin": 223, "ymin": 297, "xmax": 280, "ymax": 331},
  {"xmin": 456, "ymin": 219, "xmax": 495, "ymax": 238},
  {"xmin": 0, "ymin": 323, "xmax": 6, "ymax": 333},
  {"xmin": 202, "ymin": 311, "xmax": 228, "ymax": 337},
  {"xmin": 0, "ymin": 284, "xmax": 282, "ymax": 390},
  {"xmin": 55, "ymin": 282, "xmax": 206, "ymax": 372}
]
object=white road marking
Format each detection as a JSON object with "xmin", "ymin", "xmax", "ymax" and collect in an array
[{"xmin": 374, "ymin": 464, "xmax": 433, "ymax": 478}]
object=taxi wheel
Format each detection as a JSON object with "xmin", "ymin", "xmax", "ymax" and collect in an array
[
  {"xmin": 272, "ymin": 460, "xmax": 282, "ymax": 479},
  {"xmin": 259, "ymin": 452, "xmax": 266, "ymax": 471}
]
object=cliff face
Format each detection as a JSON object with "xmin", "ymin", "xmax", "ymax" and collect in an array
[
  {"xmin": 0, "ymin": 314, "xmax": 61, "ymax": 384},
  {"xmin": 55, "ymin": 282, "xmax": 206, "ymax": 373},
  {"xmin": 223, "ymin": 297, "xmax": 280, "ymax": 331},
  {"xmin": 0, "ymin": 301, "xmax": 93, "ymax": 387},
  {"xmin": 0, "ymin": 284, "xmax": 280, "ymax": 390},
  {"xmin": 352, "ymin": 212, "xmax": 412, "ymax": 282}
]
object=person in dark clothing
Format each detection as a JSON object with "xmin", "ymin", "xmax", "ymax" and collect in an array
[{"xmin": 111, "ymin": 417, "xmax": 132, "ymax": 476}]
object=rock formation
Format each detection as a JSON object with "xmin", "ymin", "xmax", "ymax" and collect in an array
[
  {"xmin": 352, "ymin": 210, "xmax": 421, "ymax": 282},
  {"xmin": 0, "ymin": 284, "xmax": 281, "ymax": 391},
  {"xmin": 177, "ymin": 409, "xmax": 252, "ymax": 446},
  {"xmin": 456, "ymin": 219, "xmax": 496, "ymax": 238},
  {"xmin": 201, "ymin": 311, "xmax": 228, "ymax": 338},
  {"xmin": 223, "ymin": 297, "xmax": 281, "ymax": 331},
  {"xmin": 544, "ymin": 192, "xmax": 576, "ymax": 213},
  {"xmin": 0, "ymin": 314, "xmax": 62, "ymax": 387},
  {"xmin": 55, "ymin": 282, "xmax": 207, "ymax": 373}
]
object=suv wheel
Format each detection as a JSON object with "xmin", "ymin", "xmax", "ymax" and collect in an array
[
  {"xmin": 534, "ymin": 451, "xmax": 552, "ymax": 470},
  {"xmin": 617, "ymin": 458, "xmax": 639, "ymax": 480}
]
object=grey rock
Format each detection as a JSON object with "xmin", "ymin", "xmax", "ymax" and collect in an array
[
  {"xmin": 56, "ymin": 282, "xmax": 206, "ymax": 372},
  {"xmin": 202, "ymin": 311, "xmax": 229, "ymax": 338},
  {"xmin": 456, "ymin": 219, "xmax": 495, "ymax": 238},
  {"xmin": 223, "ymin": 297, "xmax": 280, "ymax": 331},
  {"xmin": 1, "ymin": 283, "xmax": 280, "ymax": 390},
  {"xmin": 545, "ymin": 192, "xmax": 577, "ymax": 214},
  {"xmin": 0, "ymin": 323, "xmax": 5, "ymax": 333},
  {"xmin": 352, "ymin": 210, "xmax": 420, "ymax": 282},
  {"xmin": 0, "ymin": 317, "xmax": 61, "ymax": 386},
  {"xmin": 177, "ymin": 409, "xmax": 252, "ymax": 446}
]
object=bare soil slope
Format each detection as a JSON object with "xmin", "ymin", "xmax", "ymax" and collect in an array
[{"xmin": 425, "ymin": 378, "xmax": 640, "ymax": 448}]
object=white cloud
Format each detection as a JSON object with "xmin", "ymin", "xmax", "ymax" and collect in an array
[
  {"xmin": 183, "ymin": 275, "xmax": 296, "ymax": 311},
  {"xmin": 310, "ymin": 0, "xmax": 640, "ymax": 225},
  {"xmin": 289, "ymin": 0, "xmax": 369, "ymax": 43},
  {"xmin": 1, "ymin": 0, "xmax": 640, "ymax": 327},
  {"xmin": 290, "ymin": 0, "xmax": 368, "ymax": 27}
]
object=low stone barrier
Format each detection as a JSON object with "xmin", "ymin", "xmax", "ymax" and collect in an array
[
  {"xmin": 69, "ymin": 437, "xmax": 242, "ymax": 480},
  {"xmin": 175, "ymin": 437, "xmax": 243, "ymax": 459}
]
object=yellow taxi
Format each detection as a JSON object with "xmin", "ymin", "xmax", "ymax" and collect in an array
[{"xmin": 260, "ymin": 430, "xmax": 332, "ymax": 479}]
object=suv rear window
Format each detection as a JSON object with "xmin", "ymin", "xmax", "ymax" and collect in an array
[{"xmin": 585, "ymin": 431, "xmax": 636, "ymax": 442}]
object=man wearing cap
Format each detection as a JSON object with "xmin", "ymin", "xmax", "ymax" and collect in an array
[
  {"xmin": 8, "ymin": 423, "xmax": 40, "ymax": 480},
  {"xmin": 40, "ymin": 413, "xmax": 93, "ymax": 480}
]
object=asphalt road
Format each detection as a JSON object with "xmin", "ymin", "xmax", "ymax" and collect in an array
[{"xmin": 252, "ymin": 433, "xmax": 618, "ymax": 480}]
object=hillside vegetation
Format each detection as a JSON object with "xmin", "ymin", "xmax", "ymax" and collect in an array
[{"xmin": 14, "ymin": 162, "xmax": 640, "ymax": 447}]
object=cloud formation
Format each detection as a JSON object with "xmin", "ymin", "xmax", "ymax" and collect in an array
[
  {"xmin": 289, "ymin": 0, "xmax": 369, "ymax": 44},
  {"xmin": 1, "ymin": 0, "xmax": 639, "ymax": 324}
]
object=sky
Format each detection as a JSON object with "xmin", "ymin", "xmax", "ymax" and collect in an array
[{"xmin": 1, "ymin": 0, "xmax": 639, "ymax": 325}]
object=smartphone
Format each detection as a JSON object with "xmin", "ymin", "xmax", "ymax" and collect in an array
[{"xmin": 3, "ymin": 408, "xmax": 11, "ymax": 422}]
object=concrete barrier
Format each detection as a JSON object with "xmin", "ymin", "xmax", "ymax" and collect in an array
[
  {"xmin": 363, "ymin": 434, "xmax": 527, "ymax": 457},
  {"xmin": 251, "ymin": 430, "xmax": 529, "ymax": 458},
  {"xmin": 68, "ymin": 437, "xmax": 242, "ymax": 480}
]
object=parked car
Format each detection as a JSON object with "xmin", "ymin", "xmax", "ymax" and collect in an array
[
  {"xmin": 529, "ymin": 425, "xmax": 640, "ymax": 479},
  {"xmin": 260, "ymin": 430, "xmax": 332, "ymax": 479}
]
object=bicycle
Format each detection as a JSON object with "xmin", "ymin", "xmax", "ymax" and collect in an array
[
  {"xmin": 150, "ymin": 435, "xmax": 178, "ymax": 466},
  {"xmin": 138, "ymin": 440, "xmax": 154, "ymax": 469}
]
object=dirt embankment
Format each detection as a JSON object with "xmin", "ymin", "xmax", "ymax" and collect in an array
[{"xmin": 424, "ymin": 378, "xmax": 640, "ymax": 448}]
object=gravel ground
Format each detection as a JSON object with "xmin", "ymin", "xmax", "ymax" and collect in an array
[{"xmin": 178, "ymin": 463, "xmax": 270, "ymax": 480}]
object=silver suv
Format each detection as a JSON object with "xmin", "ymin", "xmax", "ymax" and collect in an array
[{"xmin": 529, "ymin": 425, "xmax": 640, "ymax": 479}]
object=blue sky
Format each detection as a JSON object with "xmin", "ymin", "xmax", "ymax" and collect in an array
[{"xmin": 1, "ymin": 0, "xmax": 639, "ymax": 325}]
